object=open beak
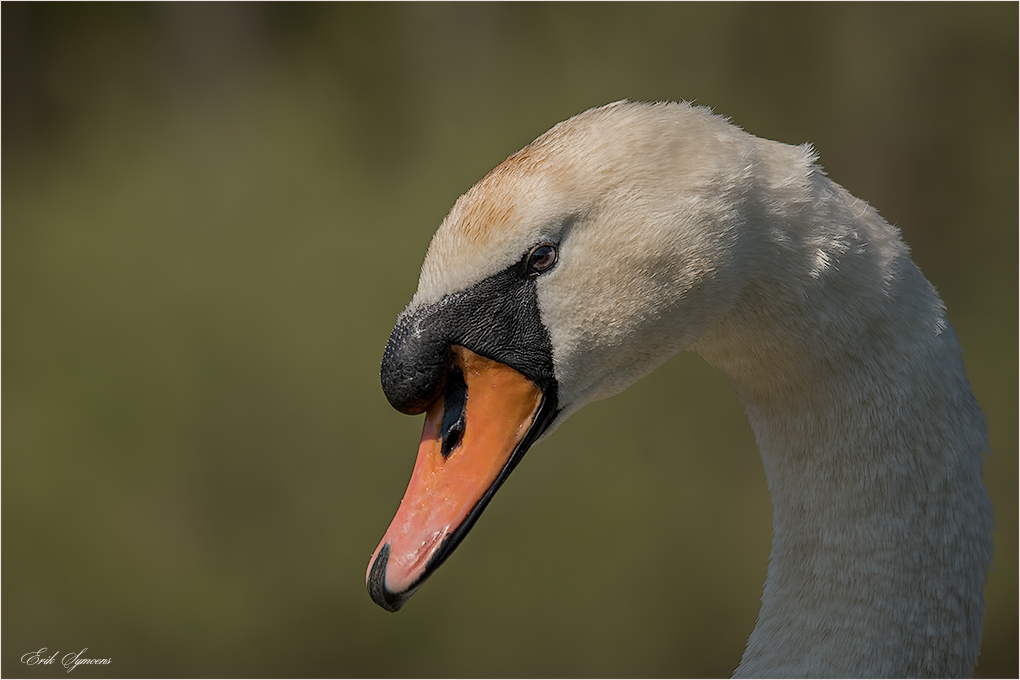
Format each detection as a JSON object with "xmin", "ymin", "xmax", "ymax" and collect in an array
[{"xmin": 366, "ymin": 345, "xmax": 548, "ymax": 612}]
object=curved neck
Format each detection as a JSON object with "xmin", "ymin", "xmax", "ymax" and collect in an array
[
  {"xmin": 695, "ymin": 249, "xmax": 992, "ymax": 676},
  {"xmin": 734, "ymin": 344, "xmax": 990, "ymax": 677}
]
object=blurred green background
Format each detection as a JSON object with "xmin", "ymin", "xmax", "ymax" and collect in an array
[{"xmin": 3, "ymin": 3, "xmax": 1016, "ymax": 678}]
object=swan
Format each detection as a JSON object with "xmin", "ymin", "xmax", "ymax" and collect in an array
[{"xmin": 364, "ymin": 101, "xmax": 993, "ymax": 678}]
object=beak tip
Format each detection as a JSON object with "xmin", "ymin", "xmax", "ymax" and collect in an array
[{"xmin": 367, "ymin": 543, "xmax": 411, "ymax": 613}]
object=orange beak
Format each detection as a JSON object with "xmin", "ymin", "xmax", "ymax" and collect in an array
[{"xmin": 366, "ymin": 346, "xmax": 546, "ymax": 611}]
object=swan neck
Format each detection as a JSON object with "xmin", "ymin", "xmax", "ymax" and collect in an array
[{"xmin": 719, "ymin": 319, "xmax": 992, "ymax": 677}]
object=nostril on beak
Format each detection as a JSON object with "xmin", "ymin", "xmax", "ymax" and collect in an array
[{"xmin": 440, "ymin": 365, "xmax": 468, "ymax": 458}]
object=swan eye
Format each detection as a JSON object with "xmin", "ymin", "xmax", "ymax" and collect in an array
[{"xmin": 526, "ymin": 244, "xmax": 557, "ymax": 275}]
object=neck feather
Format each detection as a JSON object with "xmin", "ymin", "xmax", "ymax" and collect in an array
[
  {"xmin": 732, "ymin": 330, "xmax": 991, "ymax": 677},
  {"xmin": 692, "ymin": 184, "xmax": 992, "ymax": 677}
]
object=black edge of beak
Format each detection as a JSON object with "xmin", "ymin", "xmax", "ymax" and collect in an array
[{"xmin": 367, "ymin": 544, "xmax": 411, "ymax": 612}]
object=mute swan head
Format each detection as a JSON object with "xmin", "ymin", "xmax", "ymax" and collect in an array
[{"xmin": 366, "ymin": 101, "xmax": 992, "ymax": 677}]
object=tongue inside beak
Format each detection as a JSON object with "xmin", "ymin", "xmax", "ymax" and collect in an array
[{"xmin": 366, "ymin": 346, "xmax": 545, "ymax": 612}]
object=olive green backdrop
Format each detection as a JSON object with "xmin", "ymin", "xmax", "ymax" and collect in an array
[{"xmin": 4, "ymin": 3, "xmax": 1016, "ymax": 678}]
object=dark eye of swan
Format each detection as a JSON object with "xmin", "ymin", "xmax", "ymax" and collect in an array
[{"xmin": 526, "ymin": 244, "xmax": 557, "ymax": 275}]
